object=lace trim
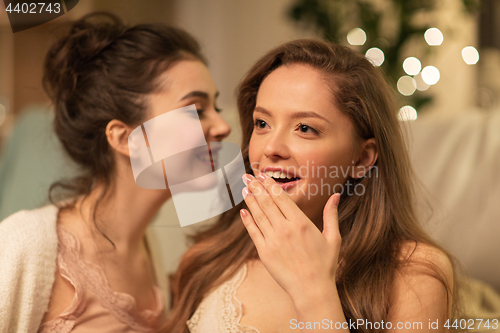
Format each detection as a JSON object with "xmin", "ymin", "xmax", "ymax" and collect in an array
[
  {"xmin": 40, "ymin": 226, "xmax": 163, "ymax": 332},
  {"xmin": 187, "ymin": 263, "xmax": 260, "ymax": 333}
]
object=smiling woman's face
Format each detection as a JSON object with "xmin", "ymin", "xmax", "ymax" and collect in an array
[{"xmin": 249, "ymin": 64, "xmax": 361, "ymax": 222}]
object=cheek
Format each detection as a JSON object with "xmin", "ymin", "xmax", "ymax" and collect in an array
[
  {"xmin": 248, "ymin": 135, "xmax": 266, "ymax": 174},
  {"xmin": 199, "ymin": 118, "xmax": 211, "ymax": 138},
  {"xmin": 248, "ymin": 135, "xmax": 259, "ymax": 163},
  {"xmin": 300, "ymin": 146, "xmax": 353, "ymax": 182}
]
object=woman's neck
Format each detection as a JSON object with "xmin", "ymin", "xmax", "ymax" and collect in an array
[{"xmin": 76, "ymin": 180, "xmax": 171, "ymax": 256}]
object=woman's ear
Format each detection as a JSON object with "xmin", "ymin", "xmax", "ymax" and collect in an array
[
  {"xmin": 351, "ymin": 138, "xmax": 378, "ymax": 179},
  {"xmin": 105, "ymin": 120, "xmax": 134, "ymax": 157}
]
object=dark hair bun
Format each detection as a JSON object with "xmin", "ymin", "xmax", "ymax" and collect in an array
[{"xmin": 43, "ymin": 12, "xmax": 124, "ymax": 103}]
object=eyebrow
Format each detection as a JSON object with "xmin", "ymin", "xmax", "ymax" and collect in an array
[
  {"xmin": 254, "ymin": 106, "xmax": 330, "ymax": 123},
  {"xmin": 180, "ymin": 91, "xmax": 219, "ymax": 101}
]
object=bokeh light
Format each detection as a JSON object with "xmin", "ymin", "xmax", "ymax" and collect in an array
[
  {"xmin": 424, "ymin": 28, "xmax": 444, "ymax": 46},
  {"xmin": 421, "ymin": 66, "xmax": 440, "ymax": 85},
  {"xmin": 413, "ymin": 73, "xmax": 430, "ymax": 91},
  {"xmin": 402, "ymin": 57, "xmax": 421, "ymax": 75},
  {"xmin": 398, "ymin": 106, "xmax": 417, "ymax": 121},
  {"xmin": 347, "ymin": 28, "xmax": 367, "ymax": 45},
  {"xmin": 397, "ymin": 76, "xmax": 417, "ymax": 96},
  {"xmin": 462, "ymin": 46, "xmax": 479, "ymax": 65},
  {"xmin": 365, "ymin": 47, "xmax": 384, "ymax": 66}
]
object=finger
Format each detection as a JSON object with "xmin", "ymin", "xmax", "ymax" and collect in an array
[
  {"xmin": 255, "ymin": 172, "xmax": 307, "ymax": 222},
  {"xmin": 240, "ymin": 208, "xmax": 265, "ymax": 247},
  {"xmin": 322, "ymin": 193, "xmax": 341, "ymax": 244},
  {"xmin": 244, "ymin": 174, "xmax": 286, "ymax": 225},
  {"xmin": 242, "ymin": 186, "xmax": 273, "ymax": 237}
]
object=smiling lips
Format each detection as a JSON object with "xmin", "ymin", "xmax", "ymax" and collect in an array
[
  {"xmin": 195, "ymin": 148, "xmax": 219, "ymax": 169},
  {"xmin": 260, "ymin": 168, "xmax": 301, "ymax": 190}
]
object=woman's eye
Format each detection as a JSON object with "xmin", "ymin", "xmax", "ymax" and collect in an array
[
  {"xmin": 195, "ymin": 106, "xmax": 222, "ymax": 116},
  {"xmin": 254, "ymin": 119, "xmax": 268, "ymax": 129},
  {"xmin": 297, "ymin": 123, "xmax": 318, "ymax": 134},
  {"xmin": 195, "ymin": 108, "xmax": 205, "ymax": 118}
]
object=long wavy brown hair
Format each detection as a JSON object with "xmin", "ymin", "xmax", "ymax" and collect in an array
[{"xmin": 166, "ymin": 39, "xmax": 462, "ymax": 333}]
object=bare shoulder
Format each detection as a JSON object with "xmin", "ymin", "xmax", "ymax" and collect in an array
[
  {"xmin": 398, "ymin": 241, "xmax": 454, "ymax": 283},
  {"xmin": 388, "ymin": 241, "xmax": 454, "ymax": 327}
]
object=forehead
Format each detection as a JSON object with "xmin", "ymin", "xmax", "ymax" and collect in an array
[
  {"xmin": 156, "ymin": 60, "xmax": 216, "ymax": 95},
  {"xmin": 256, "ymin": 64, "xmax": 345, "ymax": 121}
]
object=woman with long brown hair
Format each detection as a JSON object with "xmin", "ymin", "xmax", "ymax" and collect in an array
[
  {"xmin": 0, "ymin": 12, "xmax": 230, "ymax": 332},
  {"xmin": 168, "ymin": 39, "xmax": 460, "ymax": 332}
]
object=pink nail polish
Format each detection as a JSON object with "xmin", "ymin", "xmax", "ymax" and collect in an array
[
  {"xmin": 242, "ymin": 187, "xmax": 250, "ymax": 198},
  {"xmin": 257, "ymin": 173, "xmax": 266, "ymax": 182},
  {"xmin": 333, "ymin": 193, "xmax": 340, "ymax": 206},
  {"xmin": 242, "ymin": 174, "xmax": 250, "ymax": 185}
]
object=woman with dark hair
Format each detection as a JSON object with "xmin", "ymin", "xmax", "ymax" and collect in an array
[
  {"xmin": 168, "ymin": 39, "xmax": 461, "ymax": 332},
  {"xmin": 0, "ymin": 13, "xmax": 230, "ymax": 332}
]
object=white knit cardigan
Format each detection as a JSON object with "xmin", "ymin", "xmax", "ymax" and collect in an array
[{"xmin": 0, "ymin": 204, "xmax": 169, "ymax": 333}]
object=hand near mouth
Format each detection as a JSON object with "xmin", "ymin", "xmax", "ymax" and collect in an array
[{"xmin": 240, "ymin": 172, "xmax": 347, "ymax": 327}]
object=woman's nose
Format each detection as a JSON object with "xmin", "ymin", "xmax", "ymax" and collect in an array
[
  {"xmin": 263, "ymin": 130, "xmax": 290, "ymax": 160},
  {"xmin": 206, "ymin": 110, "xmax": 231, "ymax": 141}
]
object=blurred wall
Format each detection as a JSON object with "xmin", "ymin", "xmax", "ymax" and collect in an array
[{"xmin": 0, "ymin": 0, "xmax": 92, "ymax": 143}]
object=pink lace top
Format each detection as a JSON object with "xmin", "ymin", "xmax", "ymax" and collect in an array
[{"xmin": 38, "ymin": 225, "xmax": 165, "ymax": 333}]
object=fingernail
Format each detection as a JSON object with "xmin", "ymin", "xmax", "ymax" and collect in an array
[
  {"xmin": 242, "ymin": 174, "xmax": 251, "ymax": 185},
  {"xmin": 257, "ymin": 172, "xmax": 266, "ymax": 182},
  {"xmin": 242, "ymin": 187, "xmax": 250, "ymax": 198},
  {"xmin": 240, "ymin": 209, "xmax": 248, "ymax": 218},
  {"xmin": 333, "ymin": 193, "xmax": 340, "ymax": 206}
]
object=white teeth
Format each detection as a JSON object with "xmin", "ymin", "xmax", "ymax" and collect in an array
[{"xmin": 264, "ymin": 170, "xmax": 295, "ymax": 179}]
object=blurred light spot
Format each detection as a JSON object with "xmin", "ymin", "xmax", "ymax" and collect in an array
[
  {"xmin": 462, "ymin": 46, "xmax": 479, "ymax": 65},
  {"xmin": 0, "ymin": 104, "xmax": 6, "ymax": 126},
  {"xmin": 424, "ymin": 28, "xmax": 443, "ymax": 46},
  {"xmin": 414, "ymin": 73, "xmax": 430, "ymax": 91},
  {"xmin": 402, "ymin": 57, "xmax": 422, "ymax": 75},
  {"xmin": 365, "ymin": 48, "xmax": 384, "ymax": 66},
  {"xmin": 421, "ymin": 66, "xmax": 440, "ymax": 85},
  {"xmin": 397, "ymin": 76, "xmax": 417, "ymax": 96},
  {"xmin": 398, "ymin": 106, "xmax": 417, "ymax": 121},
  {"xmin": 347, "ymin": 28, "xmax": 367, "ymax": 45}
]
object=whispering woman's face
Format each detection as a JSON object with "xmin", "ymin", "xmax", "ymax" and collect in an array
[
  {"xmin": 143, "ymin": 60, "xmax": 231, "ymax": 192},
  {"xmin": 248, "ymin": 64, "xmax": 363, "ymax": 223}
]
